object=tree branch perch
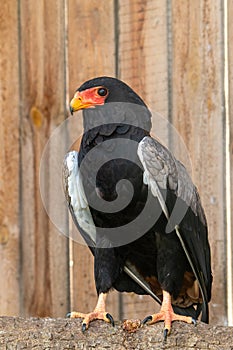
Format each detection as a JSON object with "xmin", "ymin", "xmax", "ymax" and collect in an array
[{"xmin": 0, "ymin": 317, "xmax": 232, "ymax": 349}]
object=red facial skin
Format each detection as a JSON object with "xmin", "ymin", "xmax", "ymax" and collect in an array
[{"xmin": 73, "ymin": 86, "xmax": 109, "ymax": 108}]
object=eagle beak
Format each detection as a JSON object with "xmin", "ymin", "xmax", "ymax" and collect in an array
[
  {"xmin": 70, "ymin": 105, "xmax": 74, "ymax": 115},
  {"xmin": 69, "ymin": 91, "xmax": 95, "ymax": 115},
  {"xmin": 70, "ymin": 93, "xmax": 85, "ymax": 115}
]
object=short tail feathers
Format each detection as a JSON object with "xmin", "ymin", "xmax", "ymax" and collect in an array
[
  {"xmin": 172, "ymin": 304, "xmax": 203, "ymax": 323},
  {"xmin": 172, "ymin": 305, "xmax": 197, "ymax": 319},
  {"xmin": 124, "ymin": 261, "xmax": 209, "ymax": 323},
  {"xmin": 172, "ymin": 303, "xmax": 207, "ymax": 322}
]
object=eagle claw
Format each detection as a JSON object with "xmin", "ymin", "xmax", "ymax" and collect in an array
[
  {"xmin": 192, "ymin": 318, "xmax": 197, "ymax": 326},
  {"xmin": 106, "ymin": 313, "xmax": 115, "ymax": 327},
  {"xmin": 142, "ymin": 315, "xmax": 152, "ymax": 325},
  {"xmin": 163, "ymin": 328, "xmax": 169, "ymax": 341},
  {"xmin": 82, "ymin": 323, "xmax": 87, "ymax": 333}
]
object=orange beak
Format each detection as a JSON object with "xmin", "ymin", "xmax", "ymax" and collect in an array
[{"xmin": 70, "ymin": 92, "xmax": 95, "ymax": 115}]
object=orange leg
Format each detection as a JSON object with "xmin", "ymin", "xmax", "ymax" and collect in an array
[
  {"xmin": 67, "ymin": 293, "xmax": 114, "ymax": 331},
  {"xmin": 142, "ymin": 290, "xmax": 196, "ymax": 339}
]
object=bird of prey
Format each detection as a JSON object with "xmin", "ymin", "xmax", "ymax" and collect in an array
[{"xmin": 63, "ymin": 77, "xmax": 212, "ymax": 338}]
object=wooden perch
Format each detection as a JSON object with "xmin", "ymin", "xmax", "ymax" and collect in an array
[{"xmin": 0, "ymin": 317, "xmax": 232, "ymax": 349}]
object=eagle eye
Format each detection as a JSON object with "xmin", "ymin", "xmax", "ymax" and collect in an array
[{"xmin": 97, "ymin": 87, "xmax": 108, "ymax": 97}]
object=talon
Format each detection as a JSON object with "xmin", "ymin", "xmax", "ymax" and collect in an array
[
  {"xmin": 142, "ymin": 315, "xmax": 152, "ymax": 325},
  {"xmin": 163, "ymin": 328, "xmax": 169, "ymax": 341},
  {"xmin": 192, "ymin": 318, "xmax": 197, "ymax": 326},
  {"xmin": 106, "ymin": 313, "xmax": 115, "ymax": 327},
  {"xmin": 82, "ymin": 323, "xmax": 87, "ymax": 333}
]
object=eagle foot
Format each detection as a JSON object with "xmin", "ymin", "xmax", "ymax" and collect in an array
[
  {"xmin": 67, "ymin": 310, "xmax": 114, "ymax": 331},
  {"xmin": 142, "ymin": 290, "xmax": 195, "ymax": 339},
  {"xmin": 66, "ymin": 293, "xmax": 114, "ymax": 331}
]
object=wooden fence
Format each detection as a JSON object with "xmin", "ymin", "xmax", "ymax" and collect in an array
[{"xmin": 0, "ymin": 0, "xmax": 232, "ymax": 326}]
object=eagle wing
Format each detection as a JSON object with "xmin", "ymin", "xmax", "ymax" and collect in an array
[
  {"xmin": 137, "ymin": 136, "xmax": 212, "ymax": 322},
  {"xmin": 63, "ymin": 150, "xmax": 96, "ymax": 249}
]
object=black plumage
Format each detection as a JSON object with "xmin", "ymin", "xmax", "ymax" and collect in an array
[{"xmin": 64, "ymin": 77, "xmax": 212, "ymax": 332}]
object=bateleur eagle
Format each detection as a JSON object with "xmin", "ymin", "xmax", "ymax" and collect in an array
[{"xmin": 63, "ymin": 76, "xmax": 212, "ymax": 338}]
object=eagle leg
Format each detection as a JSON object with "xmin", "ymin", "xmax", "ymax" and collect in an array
[
  {"xmin": 142, "ymin": 290, "xmax": 195, "ymax": 340},
  {"xmin": 67, "ymin": 292, "xmax": 114, "ymax": 332}
]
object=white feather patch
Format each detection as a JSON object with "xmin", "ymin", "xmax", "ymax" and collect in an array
[{"xmin": 65, "ymin": 151, "xmax": 96, "ymax": 242}]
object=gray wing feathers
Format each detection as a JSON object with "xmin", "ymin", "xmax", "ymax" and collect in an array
[
  {"xmin": 138, "ymin": 137, "xmax": 210, "ymax": 322},
  {"xmin": 138, "ymin": 136, "xmax": 206, "ymax": 226}
]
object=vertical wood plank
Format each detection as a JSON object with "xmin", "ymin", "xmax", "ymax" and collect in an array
[
  {"xmin": 227, "ymin": 0, "xmax": 233, "ymax": 325},
  {"xmin": 0, "ymin": 0, "xmax": 20, "ymax": 315},
  {"xmin": 68, "ymin": 0, "xmax": 119, "ymax": 318},
  {"xmin": 171, "ymin": 0, "xmax": 226, "ymax": 325},
  {"xmin": 118, "ymin": 0, "xmax": 169, "ymax": 319},
  {"xmin": 19, "ymin": 0, "xmax": 69, "ymax": 317},
  {"xmin": 118, "ymin": 0, "xmax": 169, "ymax": 116}
]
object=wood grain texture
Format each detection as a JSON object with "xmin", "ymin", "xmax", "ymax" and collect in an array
[
  {"xmin": 119, "ymin": 0, "xmax": 169, "ymax": 116},
  {"xmin": 118, "ymin": 0, "xmax": 169, "ymax": 319},
  {"xmin": 68, "ymin": 0, "xmax": 116, "ymax": 96},
  {"xmin": 227, "ymin": 0, "xmax": 233, "ymax": 324},
  {"xmin": 19, "ymin": 0, "xmax": 69, "ymax": 317},
  {"xmin": 171, "ymin": 0, "xmax": 226, "ymax": 325},
  {"xmin": 1, "ymin": 317, "xmax": 233, "ymax": 349},
  {"xmin": 0, "ymin": 0, "xmax": 20, "ymax": 315},
  {"xmin": 67, "ymin": 0, "xmax": 119, "ymax": 319}
]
